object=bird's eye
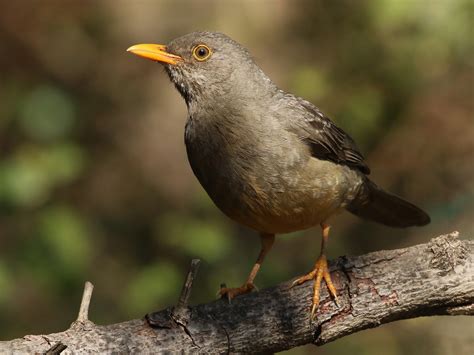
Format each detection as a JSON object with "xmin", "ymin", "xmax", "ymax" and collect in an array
[{"xmin": 192, "ymin": 44, "xmax": 212, "ymax": 61}]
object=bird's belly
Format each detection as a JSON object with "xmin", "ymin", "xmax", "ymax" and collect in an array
[
  {"xmin": 233, "ymin": 163, "xmax": 361, "ymax": 234},
  {"xmin": 187, "ymin": 133, "xmax": 362, "ymax": 234},
  {"xmin": 232, "ymin": 188, "xmax": 345, "ymax": 234}
]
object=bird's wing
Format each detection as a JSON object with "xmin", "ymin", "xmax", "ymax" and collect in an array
[{"xmin": 290, "ymin": 98, "xmax": 370, "ymax": 175}]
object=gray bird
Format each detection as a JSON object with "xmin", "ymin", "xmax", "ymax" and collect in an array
[{"xmin": 127, "ymin": 32, "xmax": 430, "ymax": 317}]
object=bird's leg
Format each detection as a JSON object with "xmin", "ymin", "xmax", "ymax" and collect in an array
[
  {"xmin": 219, "ymin": 233, "xmax": 275, "ymax": 301},
  {"xmin": 290, "ymin": 223, "xmax": 339, "ymax": 317}
]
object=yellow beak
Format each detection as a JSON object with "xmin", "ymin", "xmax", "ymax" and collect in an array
[{"xmin": 126, "ymin": 44, "xmax": 182, "ymax": 65}]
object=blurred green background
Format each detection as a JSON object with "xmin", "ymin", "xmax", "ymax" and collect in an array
[{"xmin": 0, "ymin": 0, "xmax": 472, "ymax": 353}]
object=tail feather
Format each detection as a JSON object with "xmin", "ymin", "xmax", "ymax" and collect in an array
[{"xmin": 348, "ymin": 180, "xmax": 430, "ymax": 228}]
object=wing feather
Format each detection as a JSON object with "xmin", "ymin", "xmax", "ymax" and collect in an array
[{"xmin": 294, "ymin": 99, "xmax": 370, "ymax": 174}]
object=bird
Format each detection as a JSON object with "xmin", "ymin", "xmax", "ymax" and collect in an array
[{"xmin": 127, "ymin": 32, "xmax": 430, "ymax": 317}]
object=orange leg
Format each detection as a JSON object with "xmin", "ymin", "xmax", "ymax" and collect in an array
[
  {"xmin": 290, "ymin": 223, "xmax": 339, "ymax": 317},
  {"xmin": 219, "ymin": 233, "xmax": 275, "ymax": 301}
]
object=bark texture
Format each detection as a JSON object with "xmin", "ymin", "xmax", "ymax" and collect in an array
[{"xmin": 1, "ymin": 232, "xmax": 472, "ymax": 353}]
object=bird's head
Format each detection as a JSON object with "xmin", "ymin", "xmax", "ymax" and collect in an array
[{"xmin": 127, "ymin": 32, "xmax": 275, "ymax": 105}]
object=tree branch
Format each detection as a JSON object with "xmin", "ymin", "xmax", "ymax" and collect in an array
[{"xmin": 1, "ymin": 232, "xmax": 472, "ymax": 353}]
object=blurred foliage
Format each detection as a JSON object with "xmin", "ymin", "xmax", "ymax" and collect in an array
[
  {"xmin": 123, "ymin": 261, "xmax": 182, "ymax": 315},
  {"xmin": 0, "ymin": 0, "xmax": 473, "ymax": 353},
  {"xmin": 0, "ymin": 143, "xmax": 85, "ymax": 207},
  {"xmin": 19, "ymin": 85, "xmax": 76, "ymax": 141},
  {"xmin": 156, "ymin": 213, "xmax": 234, "ymax": 262}
]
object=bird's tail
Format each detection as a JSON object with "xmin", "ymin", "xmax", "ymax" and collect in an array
[{"xmin": 347, "ymin": 179, "xmax": 430, "ymax": 228}]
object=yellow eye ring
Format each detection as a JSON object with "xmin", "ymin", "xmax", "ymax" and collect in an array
[{"xmin": 192, "ymin": 44, "xmax": 212, "ymax": 61}]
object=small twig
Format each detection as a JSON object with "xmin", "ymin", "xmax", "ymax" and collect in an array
[
  {"xmin": 44, "ymin": 342, "xmax": 67, "ymax": 355},
  {"xmin": 176, "ymin": 259, "xmax": 201, "ymax": 310},
  {"xmin": 76, "ymin": 281, "xmax": 94, "ymax": 322},
  {"xmin": 147, "ymin": 259, "xmax": 201, "ymax": 327}
]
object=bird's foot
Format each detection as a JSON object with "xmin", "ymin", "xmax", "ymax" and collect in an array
[
  {"xmin": 290, "ymin": 255, "xmax": 339, "ymax": 318},
  {"xmin": 218, "ymin": 282, "xmax": 255, "ymax": 303}
]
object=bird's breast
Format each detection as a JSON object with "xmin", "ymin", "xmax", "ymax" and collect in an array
[{"xmin": 184, "ymin": 114, "xmax": 275, "ymax": 205}]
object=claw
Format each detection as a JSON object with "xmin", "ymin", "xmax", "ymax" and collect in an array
[
  {"xmin": 216, "ymin": 283, "xmax": 227, "ymax": 298},
  {"xmin": 218, "ymin": 282, "xmax": 255, "ymax": 303},
  {"xmin": 291, "ymin": 255, "xmax": 338, "ymax": 317},
  {"xmin": 311, "ymin": 303, "xmax": 318, "ymax": 319},
  {"xmin": 290, "ymin": 270, "xmax": 316, "ymax": 288}
]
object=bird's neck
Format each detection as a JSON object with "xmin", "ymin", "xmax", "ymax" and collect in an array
[{"xmin": 187, "ymin": 66, "xmax": 278, "ymax": 118}]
